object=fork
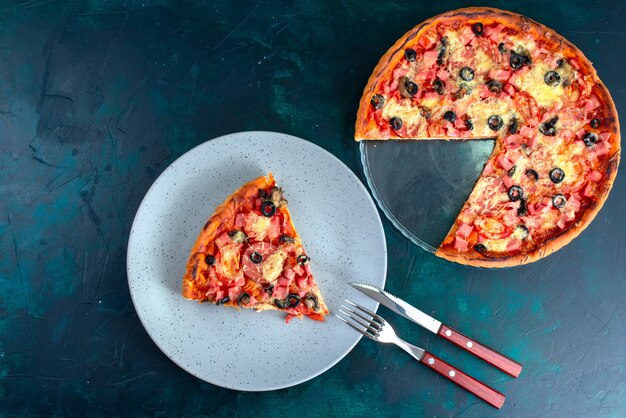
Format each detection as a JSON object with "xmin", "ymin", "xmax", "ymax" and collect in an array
[{"xmin": 337, "ymin": 300, "xmax": 506, "ymax": 409}]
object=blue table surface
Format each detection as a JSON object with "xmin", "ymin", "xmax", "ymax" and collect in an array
[{"xmin": 1, "ymin": 0, "xmax": 625, "ymax": 416}]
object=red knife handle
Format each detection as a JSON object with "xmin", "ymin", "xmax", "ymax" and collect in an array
[
  {"xmin": 421, "ymin": 352, "xmax": 505, "ymax": 409},
  {"xmin": 438, "ymin": 325, "xmax": 522, "ymax": 378}
]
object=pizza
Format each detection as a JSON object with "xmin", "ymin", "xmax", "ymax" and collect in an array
[
  {"xmin": 182, "ymin": 173, "xmax": 329, "ymax": 322},
  {"xmin": 355, "ymin": 7, "xmax": 620, "ymax": 267}
]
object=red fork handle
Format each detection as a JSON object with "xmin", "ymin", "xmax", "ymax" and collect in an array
[
  {"xmin": 421, "ymin": 352, "xmax": 506, "ymax": 409},
  {"xmin": 438, "ymin": 325, "xmax": 523, "ymax": 378}
]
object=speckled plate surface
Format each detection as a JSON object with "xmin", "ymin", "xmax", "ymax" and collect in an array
[{"xmin": 127, "ymin": 131, "xmax": 387, "ymax": 391}]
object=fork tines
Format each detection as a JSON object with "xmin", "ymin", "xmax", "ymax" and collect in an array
[{"xmin": 336, "ymin": 299, "xmax": 383, "ymax": 340}]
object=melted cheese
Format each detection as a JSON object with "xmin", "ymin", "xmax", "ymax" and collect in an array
[
  {"xmin": 466, "ymin": 98, "xmax": 515, "ymax": 138},
  {"xmin": 245, "ymin": 213, "xmax": 270, "ymax": 240},
  {"xmin": 511, "ymin": 62, "xmax": 564, "ymax": 108},
  {"xmin": 216, "ymin": 244, "xmax": 241, "ymax": 280},
  {"xmin": 262, "ymin": 250, "xmax": 286, "ymax": 283},
  {"xmin": 381, "ymin": 99, "xmax": 423, "ymax": 126}
]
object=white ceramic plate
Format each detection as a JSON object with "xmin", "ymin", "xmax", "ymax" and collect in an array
[{"xmin": 127, "ymin": 131, "xmax": 387, "ymax": 391}]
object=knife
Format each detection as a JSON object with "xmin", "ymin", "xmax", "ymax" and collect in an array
[{"xmin": 350, "ymin": 282, "xmax": 523, "ymax": 378}]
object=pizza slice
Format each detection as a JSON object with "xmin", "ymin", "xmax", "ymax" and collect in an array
[{"xmin": 182, "ymin": 173, "xmax": 329, "ymax": 322}]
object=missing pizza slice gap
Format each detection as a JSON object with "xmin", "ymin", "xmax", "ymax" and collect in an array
[{"xmin": 182, "ymin": 173, "xmax": 329, "ymax": 322}]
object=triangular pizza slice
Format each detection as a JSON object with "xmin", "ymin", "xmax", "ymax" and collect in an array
[{"xmin": 182, "ymin": 173, "xmax": 329, "ymax": 322}]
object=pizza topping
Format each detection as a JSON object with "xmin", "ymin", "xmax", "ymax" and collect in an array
[
  {"xmin": 404, "ymin": 48, "xmax": 417, "ymax": 62},
  {"xmin": 510, "ymin": 51, "xmax": 530, "ymax": 70},
  {"xmin": 228, "ymin": 229, "xmax": 248, "ymax": 244},
  {"xmin": 525, "ymin": 169, "xmax": 539, "ymax": 181},
  {"xmin": 437, "ymin": 37, "xmax": 448, "ymax": 66},
  {"xmin": 432, "ymin": 78, "xmax": 445, "ymax": 95},
  {"xmin": 460, "ymin": 67, "xmax": 475, "ymax": 81},
  {"xmin": 390, "ymin": 117, "xmax": 403, "ymax": 130},
  {"xmin": 508, "ymin": 118, "xmax": 519, "ymax": 134},
  {"xmin": 549, "ymin": 167, "xmax": 565, "ymax": 184},
  {"xmin": 517, "ymin": 198, "xmax": 528, "ymax": 216},
  {"xmin": 237, "ymin": 292, "xmax": 251, "ymax": 306},
  {"xmin": 582, "ymin": 132, "xmax": 597, "ymax": 147},
  {"xmin": 488, "ymin": 115, "xmax": 503, "ymax": 131},
  {"xmin": 216, "ymin": 296, "xmax": 230, "ymax": 305},
  {"xmin": 474, "ymin": 243, "xmax": 487, "ymax": 253},
  {"xmin": 486, "ymin": 79, "xmax": 503, "ymax": 93},
  {"xmin": 508, "ymin": 185, "xmax": 523, "ymax": 201},
  {"xmin": 244, "ymin": 212, "xmax": 271, "ymax": 241},
  {"xmin": 216, "ymin": 244, "xmax": 243, "ymax": 281},
  {"xmin": 465, "ymin": 119, "xmax": 474, "ymax": 130},
  {"xmin": 260, "ymin": 200, "xmax": 276, "ymax": 217},
  {"xmin": 589, "ymin": 118, "xmax": 600, "ymax": 129},
  {"xmin": 443, "ymin": 110, "xmax": 456, "ymax": 122},
  {"xmin": 297, "ymin": 254, "xmax": 310, "ymax": 266},
  {"xmin": 514, "ymin": 225, "xmax": 529, "ymax": 240},
  {"xmin": 471, "ymin": 22, "xmax": 484, "ymax": 36},
  {"xmin": 539, "ymin": 117, "xmax": 558, "ymax": 136},
  {"xmin": 274, "ymin": 299, "xmax": 287, "ymax": 309},
  {"xmin": 250, "ymin": 251, "xmax": 263, "ymax": 264},
  {"xmin": 400, "ymin": 79, "xmax": 419, "ymax": 97},
  {"xmin": 279, "ymin": 234, "xmax": 294, "ymax": 243},
  {"xmin": 371, "ymin": 94, "xmax": 385, "ymax": 109},
  {"xmin": 205, "ymin": 254, "xmax": 216, "ymax": 265},
  {"xmin": 286, "ymin": 293, "xmax": 301, "ymax": 308},
  {"xmin": 544, "ymin": 71, "xmax": 561, "ymax": 86},
  {"xmin": 552, "ymin": 194, "xmax": 567, "ymax": 208}
]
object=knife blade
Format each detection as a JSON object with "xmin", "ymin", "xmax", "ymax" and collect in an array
[{"xmin": 350, "ymin": 282, "xmax": 523, "ymax": 378}]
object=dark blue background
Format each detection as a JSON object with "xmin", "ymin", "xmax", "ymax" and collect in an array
[{"xmin": 1, "ymin": 0, "xmax": 624, "ymax": 416}]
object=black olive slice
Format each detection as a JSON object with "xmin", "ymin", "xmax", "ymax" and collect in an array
[
  {"xmin": 205, "ymin": 254, "xmax": 216, "ymax": 265},
  {"xmin": 404, "ymin": 48, "xmax": 417, "ymax": 62},
  {"xmin": 472, "ymin": 22, "xmax": 484, "ymax": 36},
  {"xmin": 525, "ymin": 169, "xmax": 539, "ymax": 181},
  {"xmin": 508, "ymin": 118, "xmax": 519, "ymax": 134},
  {"xmin": 238, "ymin": 293, "xmax": 250, "ymax": 306},
  {"xmin": 498, "ymin": 42, "xmax": 507, "ymax": 53},
  {"xmin": 274, "ymin": 299, "xmax": 287, "ymax": 309},
  {"xmin": 552, "ymin": 194, "xmax": 567, "ymax": 209},
  {"xmin": 258, "ymin": 188, "xmax": 269, "ymax": 199},
  {"xmin": 539, "ymin": 121, "xmax": 556, "ymax": 136},
  {"xmin": 260, "ymin": 201, "xmax": 276, "ymax": 217},
  {"xmin": 443, "ymin": 111, "xmax": 456, "ymax": 122},
  {"xmin": 304, "ymin": 293, "xmax": 320, "ymax": 311},
  {"xmin": 279, "ymin": 234, "xmax": 294, "ymax": 243},
  {"xmin": 474, "ymin": 243, "xmax": 487, "ymax": 253},
  {"xmin": 403, "ymin": 80, "xmax": 418, "ymax": 96},
  {"xmin": 420, "ymin": 107, "xmax": 432, "ymax": 119},
  {"xmin": 250, "ymin": 251, "xmax": 263, "ymax": 264},
  {"xmin": 216, "ymin": 296, "xmax": 230, "ymax": 305},
  {"xmin": 544, "ymin": 71, "xmax": 561, "ymax": 86},
  {"xmin": 459, "ymin": 67, "xmax": 474, "ymax": 81},
  {"xmin": 297, "ymin": 254, "xmax": 310, "ymax": 266},
  {"xmin": 432, "ymin": 78, "xmax": 445, "ymax": 95},
  {"xmin": 516, "ymin": 225, "xmax": 529, "ymax": 239},
  {"xmin": 590, "ymin": 118, "xmax": 600, "ymax": 129},
  {"xmin": 517, "ymin": 198, "xmax": 528, "ymax": 217},
  {"xmin": 465, "ymin": 119, "xmax": 474, "ymax": 130},
  {"xmin": 486, "ymin": 79, "xmax": 503, "ymax": 93},
  {"xmin": 437, "ymin": 37, "xmax": 447, "ymax": 66},
  {"xmin": 264, "ymin": 284, "xmax": 274, "ymax": 296},
  {"xmin": 549, "ymin": 168, "xmax": 565, "ymax": 184},
  {"xmin": 510, "ymin": 52, "xmax": 530, "ymax": 69},
  {"xmin": 508, "ymin": 166, "xmax": 516, "ymax": 177},
  {"xmin": 286, "ymin": 293, "xmax": 301, "ymax": 308},
  {"xmin": 582, "ymin": 132, "xmax": 597, "ymax": 147},
  {"xmin": 488, "ymin": 115, "xmax": 503, "ymax": 131},
  {"xmin": 370, "ymin": 94, "xmax": 385, "ymax": 109},
  {"xmin": 390, "ymin": 117, "xmax": 403, "ymax": 130},
  {"xmin": 508, "ymin": 185, "xmax": 523, "ymax": 201}
]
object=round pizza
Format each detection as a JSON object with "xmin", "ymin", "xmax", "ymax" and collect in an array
[
  {"xmin": 355, "ymin": 7, "xmax": 620, "ymax": 267},
  {"xmin": 182, "ymin": 173, "xmax": 329, "ymax": 322}
]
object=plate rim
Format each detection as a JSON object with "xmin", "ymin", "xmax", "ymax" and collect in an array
[{"xmin": 127, "ymin": 130, "xmax": 387, "ymax": 391}]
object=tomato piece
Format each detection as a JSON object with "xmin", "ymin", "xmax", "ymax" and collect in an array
[
  {"xmin": 473, "ymin": 216, "xmax": 513, "ymax": 240},
  {"xmin": 242, "ymin": 242, "xmax": 278, "ymax": 283}
]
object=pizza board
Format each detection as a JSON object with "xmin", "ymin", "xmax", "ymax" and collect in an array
[{"xmin": 360, "ymin": 139, "xmax": 495, "ymax": 253}]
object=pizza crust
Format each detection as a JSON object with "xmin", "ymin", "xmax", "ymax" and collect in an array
[{"xmin": 355, "ymin": 7, "xmax": 621, "ymax": 267}]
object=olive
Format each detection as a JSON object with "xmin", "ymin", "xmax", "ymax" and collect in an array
[
  {"xmin": 488, "ymin": 115, "xmax": 503, "ymax": 131},
  {"xmin": 260, "ymin": 200, "xmax": 276, "ymax": 217},
  {"xmin": 498, "ymin": 42, "xmax": 507, "ymax": 53},
  {"xmin": 279, "ymin": 234, "xmax": 294, "ymax": 243},
  {"xmin": 510, "ymin": 52, "xmax": 530, "ymax": 69},
  {"xmin": 228, "ymin": 230, "xmax": 248, "ymax": 243},
  {"xmin": 420, "ymin": 106, "xmax": 432, "ymax": 119},
  {"xmin": 443, "ymin": 111, "xmax": 456, "ymax": 122},
  {"xmin": 508, "ymin": 165, "xmax": 516, "ymax": 177},
  {"xmin": 552, "ymin": 194, "xmax": 567, "ymax": 209},
  {"xmin": 583, "ymin": 132, "xmax": 597, "ymax": 147},
  {"xmin": 544, "ymin": 71, "xmax": 561, "ymax": 86},
  {"xmin": 516, "ymin": 225, "xmax": 529, "ymax": 239},
  {"xmin": 472, "ymin": 22, "xmax": 484, "ymax": 36},
  {"xmin": 525, "ymin": 169, "xmax": 539, "ymax": 181},
  {"xmin": 238, "ymin": 293, "xmax": 250, "ymax": 306},
  {"xmin": 274, "ymin": 299, "xmax": 287, "ymax": 309},
  {"xmin": 556, "ymin": 58, "xmax": 564, "ymax": 68},
  {"xmin": 370, "ymin": 94, "xmax": 385, "ymax": 109},
  {"xmin": 264, "ymin": 284, "xmax": 274, "ymax": 295},
  {"xmin": 258, "ymin": 188, "xmax": 269, "ymax": 199},
  {"xmin": 590, "ymin": 118, "xmax": 600, "ymax": 129},
  {"xmin": 508, "ymin": 118, "xmax": 519, "ymax": 134},
  {"xmin": 460, "ymin": 67, "xmax": 474, "ymax": 81},
  {"xmin": 250, "ymin": 251, "xmax": 263, "ymax": 264},
  {"xmin": 465, "ymin": 119, "xmax": 474, "ymax": 131},
  {"xmin": 205, "ymin": 254, "xmax": 216, "ymax": 265},
  {"xmin": 304, "ymin": 293, "xmax": 320, "ymax": 311},
  {"xmin": 474, "ymin": 243, "xmax": 487, "ymax": 253},
  {"xmin": 297, "ymin": 254, "xmax": 310, "ymax": 266},
  {"xmin": 216, "ymin": 296, "xmax": 230, "ymax": 305},
  {"xmin": 404, "ymin": 80, "xmax": 419, "ymax": 96},
  {"xmin": 486, "ymin": 79, "xmax": 503, "ymax": 93},
  {"xmin": 549, "ymin": 168, "xmax": 565, "ymax": 184},
  {"xmin": 390, "ymin": 117, "xmax": 403, "ymax": 130},
  {"xmin": 539, "ymin": 118, "xmax": 557, "ymax": 136},
  {"xmin": 437, "ymin": 37, "xmax": 447, "ymax": 66},
  {"xmin": 432, "ymin": 78, "xmax": 445, "ymax": 95},
  {"xmin": 404, "ymin": 48, "xmax": 417, "ymax": 62},
  {"xmin": 286, "ymin": 293, "xmax": 301, "ymax": 308},
  {"xmin": 517, "ymin": 198, "xmax": 528, "ymax": 216},
  {"xmin": 508, "ymin": 185, "xmax": 523, "ymax": 201}
]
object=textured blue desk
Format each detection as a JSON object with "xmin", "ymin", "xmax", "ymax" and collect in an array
[{"xmin": 1, "ymin": 0, "xmax": 624, "ymax": 416}]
